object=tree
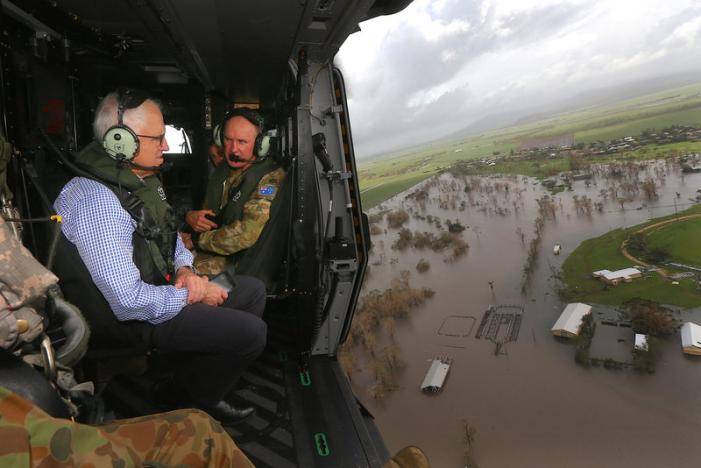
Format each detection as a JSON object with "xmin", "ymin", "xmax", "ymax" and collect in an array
[{"xmin": 625, "ymin": 299, "xmax": 679, "ymax": 336}]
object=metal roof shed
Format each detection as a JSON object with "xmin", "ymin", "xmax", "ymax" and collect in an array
[
  {"xmin": 681, "ymin": 322, "xmax": 701, "ymax": 355},
  {"xmin": 420, "ymin": 358, "xmax": 451, "ymax": 393},
  {"xmin": 551, "ymin": 303, "xmax": 592, "ymax": 338},
  {"xmin": 634, "ymin": 334, "xmax": 649, "ymax": 352}
]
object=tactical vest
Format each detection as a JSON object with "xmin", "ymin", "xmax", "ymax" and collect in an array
[
  {"xmin": 204, "ymin": 159, "xmax": 290, "ymax": 287},
  {"xmin": 206, "ymin": 159, "xmax": 278, "ymax": 224},
  {"xmin": 73, "ymin": 142, "xmax": 177, "ymax": 285}
]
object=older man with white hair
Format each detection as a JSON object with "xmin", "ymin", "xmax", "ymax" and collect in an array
[{"xmin": 53, "ymin": 89, "xmax": 266, "ymax": 424}]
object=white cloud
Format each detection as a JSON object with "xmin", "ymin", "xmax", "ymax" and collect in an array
[
  {"xmin": 337, "ymin": 0, "xmax": 701, "ymax": 158},
  {"xmin": 662, "ymin": 16, "xmax": 701, "ymax": 48}
]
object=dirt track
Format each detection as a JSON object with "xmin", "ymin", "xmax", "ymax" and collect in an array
[{"xmin": 619, "ymin": 213, "xmax": 701, "ymax": 277}]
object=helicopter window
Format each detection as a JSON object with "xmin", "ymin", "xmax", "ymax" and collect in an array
[{"xmin": 164, "ymin": 125, "xmax": 192, "ymax": 154}]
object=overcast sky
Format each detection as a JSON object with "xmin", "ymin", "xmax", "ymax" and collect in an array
[{"xmin": 336, "ymin": 0, "xmax": 701, "ymax": 159}]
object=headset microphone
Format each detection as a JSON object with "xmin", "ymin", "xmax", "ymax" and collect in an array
[{"xmin": 226, "ymin": 153, "xmax": 266, "ymax": 165}]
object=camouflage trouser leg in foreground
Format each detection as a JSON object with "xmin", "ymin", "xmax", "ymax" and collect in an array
[{"xmin": 0, "ymin": 386, "xmax": 254, "ymax": 467}]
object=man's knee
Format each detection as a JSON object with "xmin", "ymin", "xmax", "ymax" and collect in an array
[
  {"xmin": 247, "ymin": 318, "xmax": 267, "ymax": 359},
  {"xmin": 231, "ymin": 275, "xmax": 267, "ymax": 316}
]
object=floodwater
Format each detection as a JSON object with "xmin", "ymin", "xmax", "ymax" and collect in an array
[{"xmin": 356, "ymin": 160, "xmax": 701, "ymax": 467}]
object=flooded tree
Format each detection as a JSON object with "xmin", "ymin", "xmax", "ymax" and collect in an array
[
  {"xmin": 383, "ymin": 317, "xmax": 397, "ymax": 338},
  {"xmin": 416, "ymin": 258, "xmax": 430, "ymax": 273},
  {"xmin": 463, "ymin": 420, "xmax": 478, "ymax": 468},
  {"xmin": 392, "ymin": 228, "xmax": 414, "ymax": 250},
  {"xmin": 381, "ymin": 344, "xmax": 404, "ymax": 370},
  {"xmin": 624, "ymin": 299, "xmax": 679, "ymax": 336},
  {"xmin": 446, "ymin": 219, "xmax": 466, "ymax": 233},
  {"xmin": 641, "ymin": 178, "xmax": 658, "ymax": 200},
  {"xmin": 342, "ymin": 273, "xmax": 437, "ymax": 400},
  {"xmin": 387, "ymin": 209, "xmax": 410, "ymax": 229},
  {"xmin": 338, "ymin": 346, "xmax": 360, "ymax": 381},
  {"xmin": 572, "ymin": 195, "xmax": 593, "ymax": 216}
]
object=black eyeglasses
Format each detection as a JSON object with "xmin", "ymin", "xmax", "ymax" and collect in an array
[{"xmin": 137, "ymin": 133, "xmax": 166, "ymax": 145}]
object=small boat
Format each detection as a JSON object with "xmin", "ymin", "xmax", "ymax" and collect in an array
[{"xmin": 553, "ymin": 244, "xmax": 562, "ymax": 255}]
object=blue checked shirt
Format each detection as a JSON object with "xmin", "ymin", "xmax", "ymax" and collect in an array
[{"xmin": 54, "ymin": 177, "xmax": 191, "ymax": 324}]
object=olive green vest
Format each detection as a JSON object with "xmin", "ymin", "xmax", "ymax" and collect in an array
[
  {"xmin": 205, "ymin": 158, "xmax": 280, "ymax": 226},
  {"xmin": 74, "ymin": 142, "xmax": 177, "ymax": 285},
  {"xmin": 203, "ymin": 158, "xmax": 288, "ymax": 282}
]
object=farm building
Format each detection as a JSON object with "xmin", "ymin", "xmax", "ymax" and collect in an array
[
  {"xmin": 551, "ymin": 303, "xmax": 592, "ymax": 338},
  {"xmin": 420, "ymin": 357, "xmax": 451, "ymax": 393},
  {"xmin": 680, "ymin": 322, "xmax": 701, "ymax": 355},
  {"xmin": 634, "ymin": 334, "xmax": 649, "ymax": 352},
  {"xmin": 592, "ymin": 267, "xmax": 642, "ymax": 285}
]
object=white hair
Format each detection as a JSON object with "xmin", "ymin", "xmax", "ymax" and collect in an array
[{"xmin": 92, "ymin": 92, "xmax": 163, "ymax": 142}]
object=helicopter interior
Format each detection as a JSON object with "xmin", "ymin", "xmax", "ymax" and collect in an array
[{"xmin": 1, "ymin": 0, "xmax": 416, "ymax": 466}]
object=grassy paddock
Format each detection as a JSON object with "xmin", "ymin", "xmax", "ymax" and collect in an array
[
  {"xmin": 645, "ymin": 217, "xmax": 701, "ymax": 267},
  {"xmin": 360, "ymin": 172, "xmax": 434, "ymax": 209},
  {"xmin": 560, "ymin": 205, "xmax": 701, "ymax": 308}
]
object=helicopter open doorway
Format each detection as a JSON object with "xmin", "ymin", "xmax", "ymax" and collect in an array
[{"xmin": 1, "ymin": 1, "xmax": 415, "ymax": 466}]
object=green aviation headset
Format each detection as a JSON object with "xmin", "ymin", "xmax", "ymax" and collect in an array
[
  {"xmin": 102, "ymin": 89, "xmax": 149, "ymax": 161},
  {"xmin": 213, "ymin": 108, "xmax": 271, "ymax": 159}
]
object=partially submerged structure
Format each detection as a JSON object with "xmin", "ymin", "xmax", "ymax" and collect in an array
[
  {"xmin": 634, "ymin": 334, "xmax": 649, "ymax": 352},
  {"xmin": 420, "ymin": 357, "xmax": 452, "ymax": 393},
  {"xmin": 592, "ymin": 268, "xmax": 642, "ymax": 286},
  {"xmin": 551, "ymin": 303, "xmax": 592, "ymax": 338},
  {"xmin": 681, "ymin": 322, "xmax": 701, "ymax": 355}
]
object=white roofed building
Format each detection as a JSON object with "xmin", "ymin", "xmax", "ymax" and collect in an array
[
  {"xmin": 551, "ymin": 303, "xmax": 592, "ymax": 338},
  {"xmin": 681, "ymin": 322, "xmax": 701, "ymax": 355},
  {"xmin": 634, "ymin": 334, "xmax": 649, "ymax": 352},
  {"xmin": 421, "ymin": 358, "xmax": 451, "ymax": 393},
  {"xmin": 592, "ymin": 268, "xmax": 642, "ymax": 285}
]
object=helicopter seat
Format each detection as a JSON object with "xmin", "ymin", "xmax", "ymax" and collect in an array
[{"xmin": 51, "ymin": 231, "xmax": 153, "ymax": 375}]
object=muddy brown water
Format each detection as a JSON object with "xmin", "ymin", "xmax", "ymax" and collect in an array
[{"xmin": 357, "ymin": 162, "xmax": 701, "ymax": 467}]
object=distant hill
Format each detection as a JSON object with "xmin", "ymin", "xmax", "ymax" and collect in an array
[
  {"xmin": 518, "ymin": 71, "xmax": 701, "ymax": 125},
  {"xmin": 446, "ymin": 70, "xmax": 701, "ymax": 142}
]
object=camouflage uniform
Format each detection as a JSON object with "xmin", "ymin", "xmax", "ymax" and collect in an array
[
  {"xmin": 195, "ymin": 165, "xmax": 286, "ymax": 276},
  {"xmin": 0, "ymin": 386, "xmax": 254, "ymax": 467},
  {"xmin": 0, "ymin": 217, "xmax": 55, "ymax": 351}
]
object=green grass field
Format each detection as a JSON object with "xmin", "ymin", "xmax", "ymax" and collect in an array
[
  {"xmin": 359, "ymin": 81, "xmax": 701, "ymax": 208},
  {"xmin": 645, "ymin": 217, "xmax": 701, "ymax": 267},
  {"xmin": 560, "ymin": 205, "xmax": 701, "ymax": 308}
]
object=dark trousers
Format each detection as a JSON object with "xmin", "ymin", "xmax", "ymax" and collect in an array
[{"xmin": 150, "ymin": 275, "xmax": 267, "ymax": 405}]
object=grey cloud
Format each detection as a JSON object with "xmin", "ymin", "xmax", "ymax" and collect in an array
[{"xmin": 339, "ymin": 1, "xmax": 701, "ymax": 158}]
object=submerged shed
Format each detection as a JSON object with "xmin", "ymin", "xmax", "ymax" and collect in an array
[
  {"xmin": 420, "ymin": 357, "xmax": 451, "ymax": 393},
  {"xmin": 681, "ymin": 322, "xmax": 701, "ymax": 355},
  {"xmin": 634, "ymin": 334, "xmax": 649, "ymax": 352},
  {"xmin": 551, "ymin": 303, "xmax": 592, "ymax": 338}
]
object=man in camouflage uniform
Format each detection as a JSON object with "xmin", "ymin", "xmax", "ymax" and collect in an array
[
  {"xmin": 0, "ymin": 386, "xmax": 254, "ymax": 467},
  {"xmin": 186, "ymin": 108, "xmax": 286, "ymax": 285}
]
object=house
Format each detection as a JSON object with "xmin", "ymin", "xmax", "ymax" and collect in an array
[
  {"xmin": 680, "ymin": 322, "xmax": 701, "ymax": 355},
  {"xmin": 634, "ymin": 334, "xmax": 649, "ymax": 352},
  {"xmin": 420, "ymin": 357, "xmax": 451, "ymax": 393},
  {"xmin": 592, "ymin": 268, "xmax": 642, "ymax": 285},
  {"xmin": 551, "ymin": 303, "xmax": 592, "ymax": 338}
]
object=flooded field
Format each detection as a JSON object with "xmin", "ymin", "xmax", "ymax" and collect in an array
[{"xmin": 353, "ymin": 160, "xmax": 701, "ymax": 467}]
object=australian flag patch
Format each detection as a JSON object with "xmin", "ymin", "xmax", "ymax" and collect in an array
[{"xmin": 259, "ymin": 185, "xmax": 276, "ymax": 196}]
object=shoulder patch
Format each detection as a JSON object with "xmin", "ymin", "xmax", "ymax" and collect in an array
[{"xmin": 259, "ymin": 185, "xmax": 277, "ymax": 196}]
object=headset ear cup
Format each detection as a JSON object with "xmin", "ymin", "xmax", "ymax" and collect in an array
[
  {"xmin": 103, "ymin": 125, "xmax": 140, "ymax": 160},
  {"xmin": 213, "ymin": 124, "xmax": 222, "ymax": 147},
  {"xmin": 258, "ymin": 135, "xmax": 270, "ymax": 158}
]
